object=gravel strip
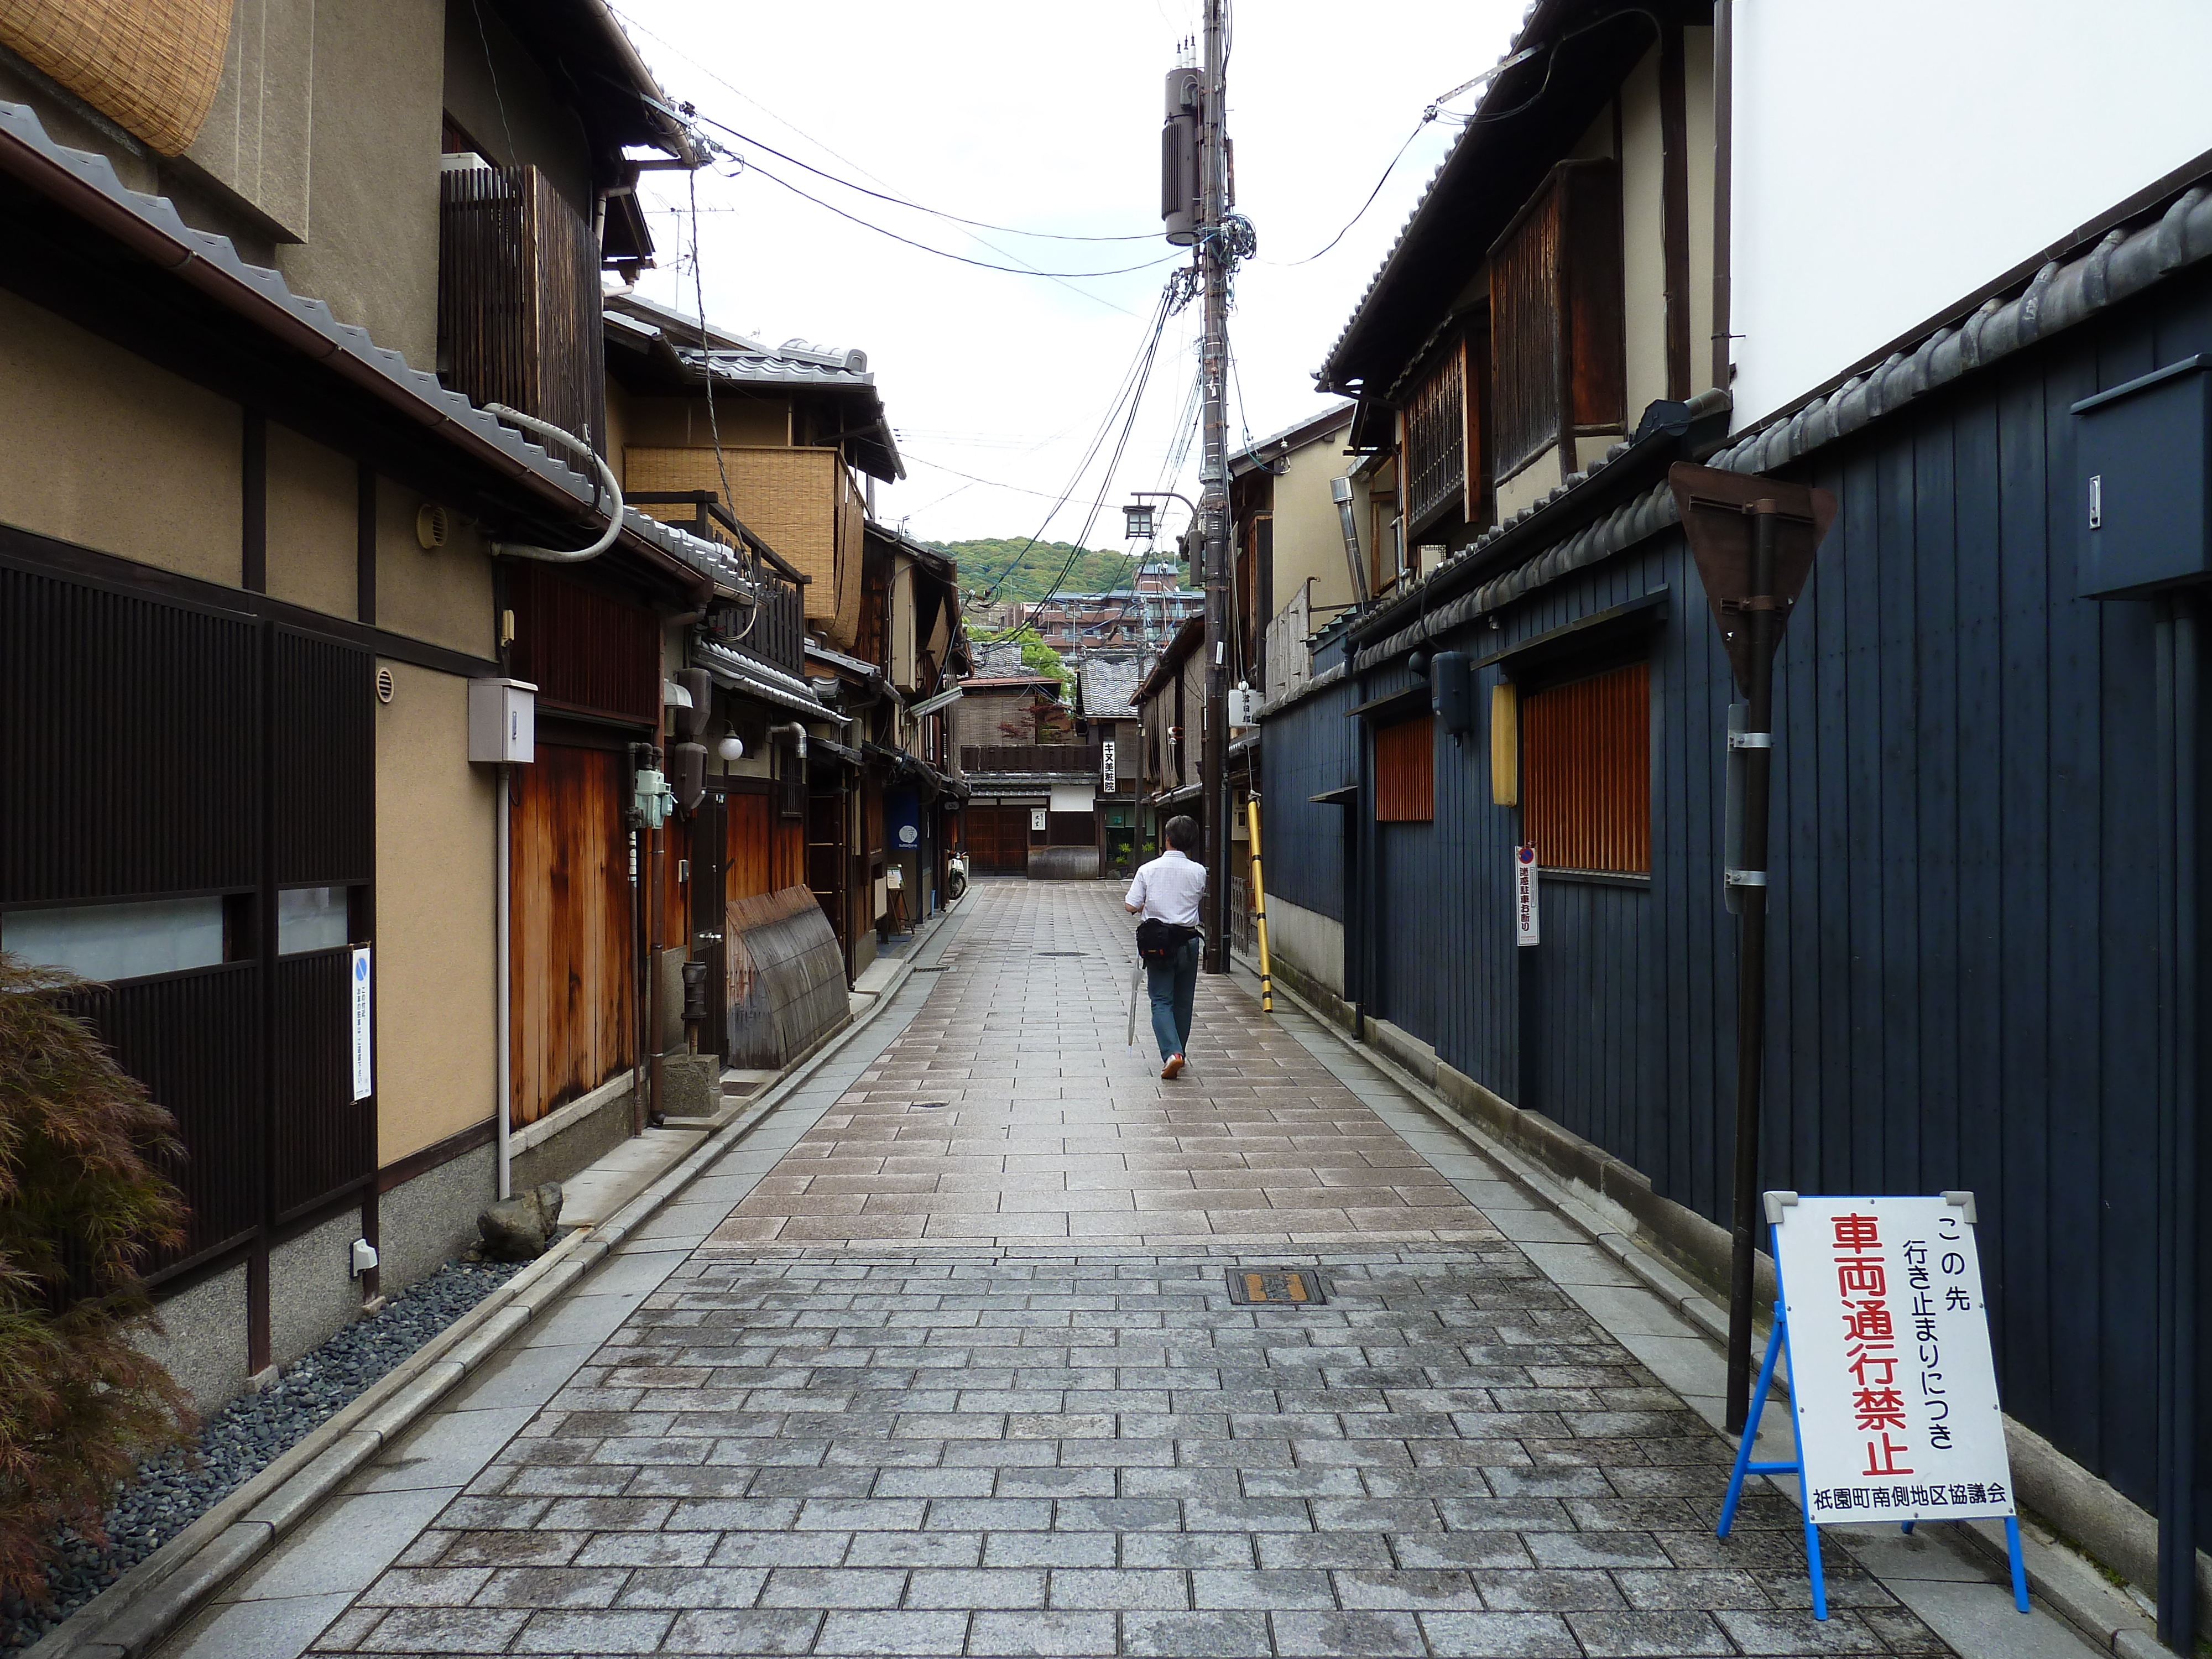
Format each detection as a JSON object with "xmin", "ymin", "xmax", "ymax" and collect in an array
[{"xmin": 1, "ymin": 1258, "xmax": 519, "ymax": 1651}]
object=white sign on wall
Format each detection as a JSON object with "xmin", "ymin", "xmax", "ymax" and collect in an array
[
  {"xmin": 349, "ymin": 946, "xmax": 373, "ymax": 1102},
  {"xmin": 1772, "ymin": 1194, "xmax": 2015, "ymax": 1524},
  {"xmin": 1030, "ymin": 807, "xmax": 1048, "ymax": 833},
  {"xmin": 1101, "ymin": 739, "xmax": 1117, "ymax": 793},
  {"xmin": 1515, "ymin": 846, "xmax": 1540, "ymax": 947}
]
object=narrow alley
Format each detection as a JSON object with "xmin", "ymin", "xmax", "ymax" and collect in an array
[{"xmin": 140, "ymin": 881, "xmax": 2083, "ymax": 1659}]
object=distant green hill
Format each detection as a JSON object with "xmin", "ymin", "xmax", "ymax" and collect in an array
[{"xmin": 928, "ymin": 538, "xmax": 1180, "ymax": 604}]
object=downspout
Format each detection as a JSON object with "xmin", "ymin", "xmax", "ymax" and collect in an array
[
  {"xmin": 496, "ymin": 764, "xmax": 512, "ymax": 1199},
  {"xmin": 1709, "ymin": 0, "xmax": 1734, "ymax": 395},
  {"xmin": 769, "ymin": 721, "xmax": 809, "ymax": 760}
]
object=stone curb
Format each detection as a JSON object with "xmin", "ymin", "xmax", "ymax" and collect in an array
[
  {"xmin": 1244, "ymin": 968, "xmax": 2161, "ymax": 1658},
  {"xmin": 23, "ymin": 901, "xmax": 974, "ymax": 1659}
]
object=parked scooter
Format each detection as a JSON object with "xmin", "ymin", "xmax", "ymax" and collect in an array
[{"xmin": 945, "ymin": 852, "xmax": 969, "ymax": 902}]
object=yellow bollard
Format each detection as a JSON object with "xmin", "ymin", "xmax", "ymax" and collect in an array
[{"xmin": 1245, "ymin": 795, "xmax": 1274, "ymax": 1013}]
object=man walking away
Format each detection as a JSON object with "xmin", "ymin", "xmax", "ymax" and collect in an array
[{"xmin": 1125, "ymin": 814, "xmax": 1206, "ymax": 1079}]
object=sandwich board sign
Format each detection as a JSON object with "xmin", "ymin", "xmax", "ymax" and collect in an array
[{"xmin": 1718, "ymin": 1191, "xmax": 2029, "ymax": 1621}]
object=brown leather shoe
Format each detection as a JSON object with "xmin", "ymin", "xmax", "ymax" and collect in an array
[{"xmin": 1161, "ymin": 1054, "xmax": 1185, "ymax": 1079}]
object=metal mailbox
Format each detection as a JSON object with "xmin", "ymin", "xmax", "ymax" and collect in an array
[{"xmin": 2074, "ymin": 356, "xmax": 2212, "ymax": 599}]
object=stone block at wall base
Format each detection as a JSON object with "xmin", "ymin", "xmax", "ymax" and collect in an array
[
  {"xmin": 136, "ymin": 1263, "xmax": 249, "ymax": 1416},
  {"xmin": 377, "ymin": 1140, "xmax": 495, "ymax": 1292},
  {"xmin": 510, "ymin": 1081, "xmax": 638, "ymax": 1195},
  {"xmin": 270, "ymin": 1210, "xmax": 373, "ymax": 1371}
]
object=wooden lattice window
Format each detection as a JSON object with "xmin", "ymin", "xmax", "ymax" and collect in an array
[
  {"xmin": 1489, "ymin": 159, "xmax": 1625, "ymax": 482},
  {"xmin": 1404, "ymin": 345, "xmax": 1466, "ymax": 532},
  {"xmin": 1374, "ymin": 713, "xmax": 1435, "ymax": 822},
  {"xmin": 1522, "ymin": 661, "xmax": 1649, "ymax": 874}
]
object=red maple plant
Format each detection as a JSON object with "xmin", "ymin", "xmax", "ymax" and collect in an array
[{"xmin": 0, "ymin": 955, "xmax": 192, "ymax": 1605}]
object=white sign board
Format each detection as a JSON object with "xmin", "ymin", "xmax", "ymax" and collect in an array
[
  {"xmin": 1515, "ymin": 846, "xmax": 1540, "ymax": 947},
  {"xmin": 349, "ymin": 946, "xmax": 373, "ymax": 1102},
  {"xmin": 1101, "ymin": 740, "xmax": 1117, "ymax": 792},
  {"xmin": 1030, "ymin": 807, "xmax": 1048, "ymax": 833},
  {"xmin": 1772, "ymin": 1194, "xmax": 2015, "ymax": 1524}
]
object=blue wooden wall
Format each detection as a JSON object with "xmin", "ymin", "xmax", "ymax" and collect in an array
[
  {"xmin": 1255, "ymin": 272, "xmax": 2212, "ymax": 1515},
  {"xmin": 1258, "ymin": 676, "xmax": 1355, "ymax": 920}
]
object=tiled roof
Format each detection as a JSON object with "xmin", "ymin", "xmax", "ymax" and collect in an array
[
  {"xmin": 1077, "ymin": 656, "xmax": 1143, "ymax": 718},
  {"xmin": 602, "ymin": 290, "xmax": 902, "ymax": 482},
  {"xmin": 1314, "ymin": 1, "xmax": 1562, "ymax": 392},
  {"xmin": 0, "ymin": 101, "xmax": 778, "ymax": 607},
  {"xmin": 1341, "ymin": 179, "xmax": 2212, "ymax": 667}
]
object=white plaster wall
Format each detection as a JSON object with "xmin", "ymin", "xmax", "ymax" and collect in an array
[
  {"xmin": 1732, "ymin": 0, "xmax": 2212, "ymax": 428},
  {"xmin": 1266, "ymin": 894, "xmax": 1345, "ymax": 998}
]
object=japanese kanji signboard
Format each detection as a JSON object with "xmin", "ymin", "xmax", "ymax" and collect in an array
[
  {"xmin": 1772, "ymin": 1194, "xmax": 2015, "ymax": 1524},
  {"xmin": 1515, "ymin": 845, "xmax": 1540, "ymax": 946}
]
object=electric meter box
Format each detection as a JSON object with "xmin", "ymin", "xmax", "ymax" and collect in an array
[
  {"xmin": 468, "ymin": 677, "xmax": 536, "ymax": 763},
  {"xmin": 2074, "ymin": 356, "xmax": 2212, "ymax": 599}
]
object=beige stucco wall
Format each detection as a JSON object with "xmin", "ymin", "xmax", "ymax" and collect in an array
[
  {"xmin": 0, "ymin": 289, "xmax": 242, "ymax": 584},
  {"xmin": 265, "ymin": 422, "xmax": 357, "ymax": 619},
  {"xmin": 279, "ymin": 0, "xmax": 443, "ymax": 367},
  {"xmin": 1684, "ymin": 26, "xmax": 1718, "ymax": 398},
  {"xmin": 373, "ymin": 476, "xmax": 495, "ymax": 656},
  {"xmin": 374, "ymin": 662, "xmax": 497, "ymax": 1164},
  {"xmin": 184, "ymin": 0, "xmax": 317, "ymax": 242},
  {"xmin": 1619, "ymin": 46, "xmax": 1668, "ymax": 422},
  {"xmin": 1269, "ymin": 421, "xmax": 1358, "ymax": 614}
]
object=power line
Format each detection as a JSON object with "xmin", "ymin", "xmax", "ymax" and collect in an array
[
  {"xmin": 972, "ymin": 281, "xmax": 1178, "ymax": 608},
  {"xmin": 681, "ymin": 110, "xmax": 1161, "ymax": 244},
  {"xmin": 654, "ymin": 164, "xmax": 1180, "ymax": 280},
  {"xmin": 1262, "ymin": 117, "xmax": 1432, "ymax": 267}
]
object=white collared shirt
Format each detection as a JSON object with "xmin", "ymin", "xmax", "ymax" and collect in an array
[{"xmin": 1126, "ymin": 849, "xmax": 1206, "ymax": 926}]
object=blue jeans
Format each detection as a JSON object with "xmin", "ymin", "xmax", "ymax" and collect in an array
[{"xmin": 1147, "ymin": 936, "xmax": 1201, "ymax": 1061}]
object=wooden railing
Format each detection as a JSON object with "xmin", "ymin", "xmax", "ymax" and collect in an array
[{"xmin": 960, "ymin": 744, "xmax": 1103, "ymax": 775}]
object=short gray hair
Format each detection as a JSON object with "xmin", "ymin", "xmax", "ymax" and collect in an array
[{"xmin": 1164, "ymin": 815, "xmax": 1199, "ymax": 852}]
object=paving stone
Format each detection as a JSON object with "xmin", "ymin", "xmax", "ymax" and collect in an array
[
  {"xmin": 1125, "ymin": 1608, "xmax": 1276, "ymax": 1656},
  {"xmin": 291, "ymin": 885, "xmax": 1976, "ymax": 1659},
  {"xmin": 813, "ymin": 1609, "xmax": 969, "ymax": 1653}
]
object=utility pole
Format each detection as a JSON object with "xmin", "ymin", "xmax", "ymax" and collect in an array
[{"xmin": 1196, "ymin": 0, "xmax": 1232, "ymax": 974}]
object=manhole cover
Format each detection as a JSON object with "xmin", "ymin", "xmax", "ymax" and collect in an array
[
  {"xmin": 1036, "ymin": 951, "xmax": 1085, "ymax": 957},
  {"xmin": 1225, "ymin": 1268, "xmax": 1330, "ymax": 1306}
]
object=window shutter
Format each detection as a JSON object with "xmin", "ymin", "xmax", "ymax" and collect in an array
[{"xmin": 1522, "ymin": 661, "xmax": 1648, "ymax": 873}]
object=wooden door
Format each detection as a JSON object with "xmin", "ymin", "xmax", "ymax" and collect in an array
[
  {"xmin": 806, "ymin": 789, "xmax": 847, "ymax": 949},
  {"xmin": 726, "ymin": 790, "xmax": 774, "ymax": 901},
  {"xmin": 509, "ymin": 745, "xmax": 634, "ymax": 1126}
]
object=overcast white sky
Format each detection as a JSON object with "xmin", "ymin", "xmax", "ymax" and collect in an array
[{"xmin": 609, "ymin": 0, "xmax": 1525, "ymax": 554}]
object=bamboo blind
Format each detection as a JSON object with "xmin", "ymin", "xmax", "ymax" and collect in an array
[
  {"xmin": 625, "ymin": 446, "xmax": 841, "ymax": 623},
  {"xmin": 0, "ymin": 0, "xmax": 231, "ymax": 154},
  {"xmin": 1374, "ymin": 713, "xmax": 1436, "ymax": 823},
  {"xmin": 1522, "ymin": 660, "xmax": 1649, "ymax": 873}
]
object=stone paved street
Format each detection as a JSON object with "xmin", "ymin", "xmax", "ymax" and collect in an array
[{"xmin": 207, "ymin": 881, "xmax": 2027, "ymax": 1657}]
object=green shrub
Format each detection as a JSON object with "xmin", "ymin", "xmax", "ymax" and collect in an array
[{"xmin": 0, "ymin": 954, "xmax": 192, "ymax": 1605}]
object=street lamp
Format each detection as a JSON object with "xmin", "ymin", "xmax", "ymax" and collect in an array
[{"xmin": 1122, "ymin": 502, "xmax": 1156, "ymax": 541}]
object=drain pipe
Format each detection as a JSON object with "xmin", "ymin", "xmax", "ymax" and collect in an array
[
  {"xmin": 769, "ymin": 721, "xmax": 808, "ymax": 760},
  {"xmin": 495, "ymin": 763, "xmax": 512, "ymax": 1200}
]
